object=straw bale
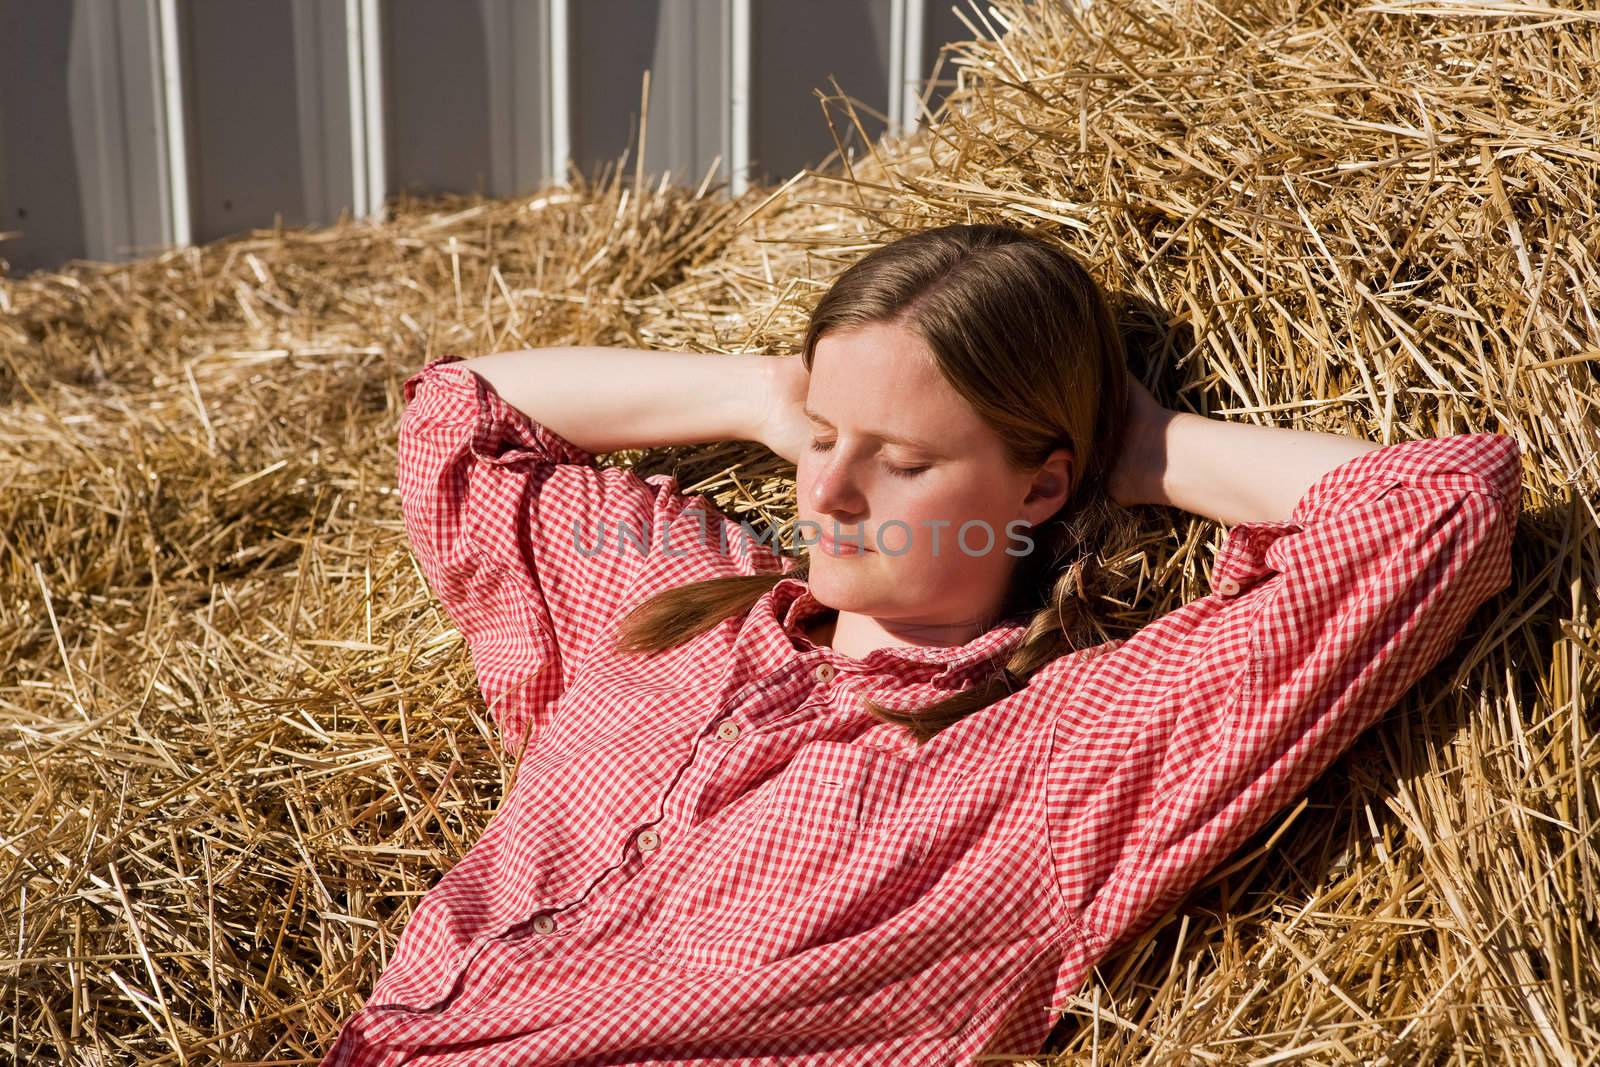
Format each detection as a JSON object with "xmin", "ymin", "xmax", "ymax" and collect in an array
[{"xmin": 1, "ymin": 0, "xmax": 1595, "ymax": 1062}]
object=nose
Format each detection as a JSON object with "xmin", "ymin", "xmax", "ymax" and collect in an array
[{"xmin": 810, "ymin": 451, "xmax": 866, "ymax": 521}]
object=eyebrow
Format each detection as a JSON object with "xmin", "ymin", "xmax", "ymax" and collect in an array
[{"xmin": 802, "ymin": 405, "xmax": 941, "ymax": 453}]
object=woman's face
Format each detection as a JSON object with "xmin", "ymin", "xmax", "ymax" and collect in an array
[{"xmin": 795, "ymin": 321, "xmax": 1072, "ymax": 630}]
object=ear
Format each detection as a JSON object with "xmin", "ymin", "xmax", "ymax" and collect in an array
[{"xmin": 1020, "ymin": 446, "xmax": 1073, "ymax": 523}]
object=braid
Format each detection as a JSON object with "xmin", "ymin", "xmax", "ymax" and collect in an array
[
  {"xmin": 999, "ymin": 476, "xmax": 1130, "ymax": 675},
  {"xmin": 866, "ymin": 487, "xmax": 1139, "ymax": 744}
]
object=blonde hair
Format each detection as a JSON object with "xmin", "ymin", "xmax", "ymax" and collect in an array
[{"xmin": 615, "ymin": 223, "xmax": 1139, "ymax": 742}]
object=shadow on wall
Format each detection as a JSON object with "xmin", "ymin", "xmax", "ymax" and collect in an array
[
  {"xmin": 750, "ymin": 0, "xmax": 889, "ymax": 185},
  {"xmin": 386, "ymin": 0, "xmax": 494, "ymax": 199},
  {"xmin": 0, "ymin": 1, "xmax": 85, "ymax": 275}
]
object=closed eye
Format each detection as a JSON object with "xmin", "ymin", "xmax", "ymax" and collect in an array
[{"xmin": 807, "ymin": 438, "xmax": 930, "ymax": 478}]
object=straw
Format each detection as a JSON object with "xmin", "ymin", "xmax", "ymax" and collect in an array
[{"xmin": 1, "ymin": 0, "xmax": 1594, "ymax": 1061}]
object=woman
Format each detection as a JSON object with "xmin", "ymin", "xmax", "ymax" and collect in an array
[{"xmin": 321, "ymin": 224, "xmax": 1521, "ymax": 1064}]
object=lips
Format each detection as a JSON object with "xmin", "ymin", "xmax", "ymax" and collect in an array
[{"xmin": 818, "ymin": 530, "xmax": 871, "ymax": 554}]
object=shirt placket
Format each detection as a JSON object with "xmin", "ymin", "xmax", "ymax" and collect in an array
[
  {"xmin": 387, "ymin": 654, "xmax": 848, "ymax": 1019},
  {"xmin": 656, "ymin": 654, "xmax": 846, "ymax": 828}
]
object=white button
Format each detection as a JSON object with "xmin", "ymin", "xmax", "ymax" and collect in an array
[
  {"xmin": 715, "ymin": 720, "xmax": 740, "ymax": 740},
  {"xmin": 815, "ymin": 663, "xmax": 837, "ymax": 683},
  {"xmin": 531, "ymin": 915, "xmax": 556, "ymax": 935},
  {"xmin": 1216, "ymin": 577, "xmax": 1241, "ymax": 596},
  {"xmin": 637, "ymin": 828, "xmax": 660, "ymax": 851}
]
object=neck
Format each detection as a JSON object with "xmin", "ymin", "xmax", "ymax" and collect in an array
[{"xmin": 806, "ymin": 606, "xmax": 992, "ymax": 659}]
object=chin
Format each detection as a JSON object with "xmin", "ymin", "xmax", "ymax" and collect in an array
[{"xmin": 806, "ymin": 555, "xmax": 885, "ymax": 607}]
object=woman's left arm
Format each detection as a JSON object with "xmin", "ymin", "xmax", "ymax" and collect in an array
[{"xmin": 1046, "ymin": 382, "xmax": 1523, "ymax": 951}]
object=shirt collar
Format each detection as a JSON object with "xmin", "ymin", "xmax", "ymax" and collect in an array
[{"xmin": 768, "ymin": 575, "xmax": 1029, "ymax": 688}]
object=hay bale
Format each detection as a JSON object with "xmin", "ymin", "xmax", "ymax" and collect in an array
[{"xmin": 1, "ymin": 0, "xmax": 1594, "ymax": 1062}]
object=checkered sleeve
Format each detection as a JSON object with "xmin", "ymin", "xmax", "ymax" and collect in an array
[
  {"xmin": 395, "ymin": 354, "xmax": 790, "ymax": 755},
  {"xmin": 1047, "ymin": 432, "xmax": 1522, "ymax": 947}
]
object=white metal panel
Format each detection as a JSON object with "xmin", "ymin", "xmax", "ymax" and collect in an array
[
  {"xmin": 344, "ymin": 0, "xmax": 387, "ymax": 218},
  {"xmin": 568, "ymin": 1, "xmax": 728, "ymax": 190},
  {"xmin": 748, "ymin": 0, "xmax": 893, "ymax": 186},
  {"xmin": 648, "ymin": 0, "xmax": 726, "ymax": 188},
  {"xmin": 0, "ymin": 0, "xmax": 171, "ymax": 274},
  {"xmin": 292, "ymin": 0, "xmax": 357, "ymax": 226},
  {"xmin": 357, "ymin": 0, "xmax": 386, "ymax": 217},
  {"xmin": 726, "ymin": 0, "xmax": 750, "ymax": 197},
  {"xmin": 383, "ymin": 0, "xmax": 564, "ymax": 199},
  {"xmin": 0, "ymin": 1, "xmax": 87, "ymax": 274},
  {"xmin": 921, "ymin": 0, "xmax": 970, "ymax": 123},
  {"xmin": 893, "ymin": 0, "xmax": 926, "ymax": 134},
  {"xmin": 548, "ymin": 0, "xmax": 571, "ymax": 187},
  {"xmin": 183, "ymin": 1, "xmax": 302, "ymax": 241},
  {"xmin": 155, "ymin": 0, "xmax": 191, "ymax": 248},
  {"xmin": 481, "ymin": 0, "xmax": 553, "ymax": 195}
]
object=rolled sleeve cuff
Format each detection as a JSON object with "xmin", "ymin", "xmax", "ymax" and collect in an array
[
  {"xmin": 1210, "ymin": 433, "xmax": 1522, "ymax": 600},
  {"xmin": 403, "ymin": 353, "xmax": 601, "ymax": 469},
  {"xmin": 1211, "ymin": 519, "xmax": 1302, "ymax": 598},
  {"xmin": 1292, "ymin": 433, "xmax": 1522, "ymax": 526}
]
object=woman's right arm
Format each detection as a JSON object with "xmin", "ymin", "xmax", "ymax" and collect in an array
[
  {"xmin": 461, "ymin": 346, "xmax": 786, "ymax": 456},
  {"xmin": 397, "ymin": 350, "xmax": 800, "ymax": 755}
]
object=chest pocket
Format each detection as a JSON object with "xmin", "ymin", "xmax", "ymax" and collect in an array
[{"xmin": 648, "ymin": 739, "xmax": 931, "ymax": 974}]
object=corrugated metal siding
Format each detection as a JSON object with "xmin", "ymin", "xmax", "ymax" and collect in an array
[
  {"xmin": 1, "ymin": 0, "xmax": 173, "ymax": 273},
  {"xmin": 0, "ymin": 0, "xmax": 975, "ymax": 277}
]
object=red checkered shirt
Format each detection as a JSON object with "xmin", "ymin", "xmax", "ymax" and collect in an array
[{"xmin": 321, "ymin": 354, "xmax": 1521, "ymax": 1065}]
